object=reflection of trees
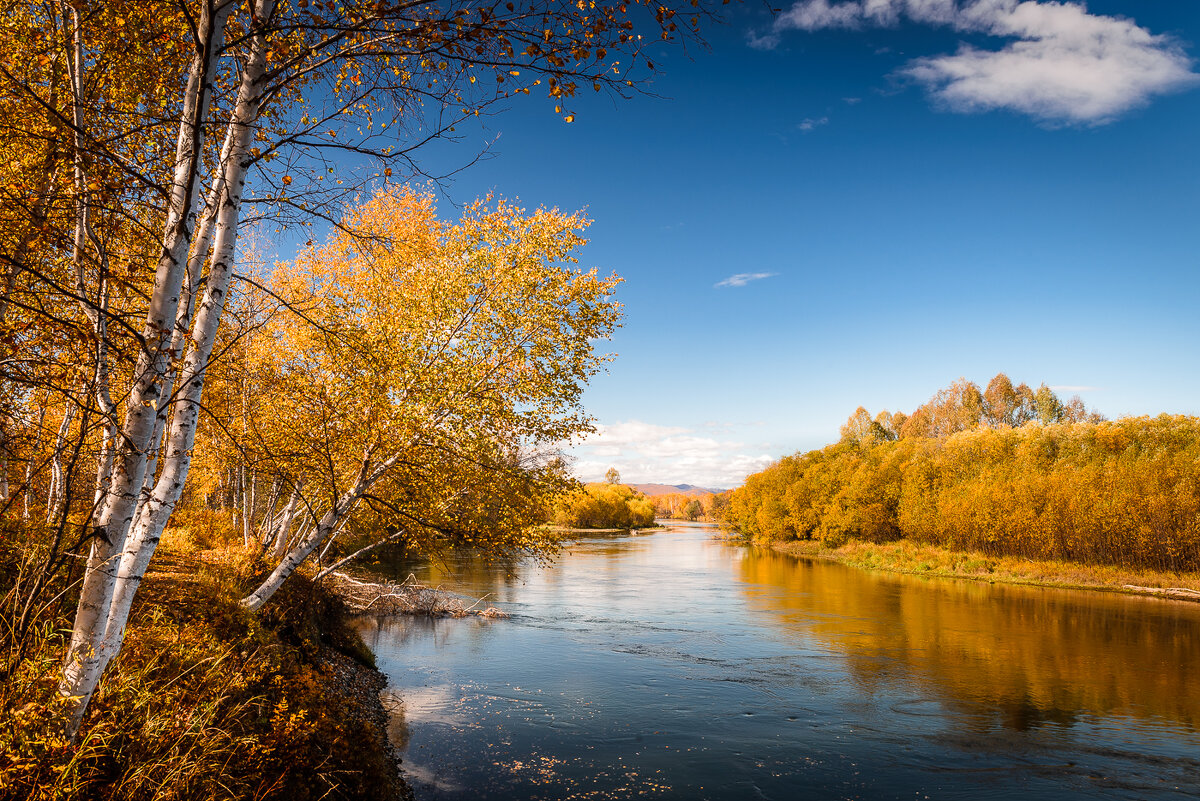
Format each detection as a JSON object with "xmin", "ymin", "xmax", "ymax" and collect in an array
[
  {"xmin": 358, "ymin": 615, "xmax": 459, "ymax": 653},
  {"xmin": 739, "ymin": 548, "xmax": 1200, "ymax": 731},
  {"xmin": 368, "ymin": 551, "xmax": 528, "ymax": 601},
  {"xmin": 368, "ymin": 531, "xmax": 656, "ymax": 600}
]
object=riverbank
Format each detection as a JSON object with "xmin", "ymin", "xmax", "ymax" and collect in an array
[
  {"xmin": 759, "ymin": 537, "xmax": 1200, "ymax": 602},
  {"xmin": 1, "ymin": 532, "xmax": 410, "ymax": 801}
]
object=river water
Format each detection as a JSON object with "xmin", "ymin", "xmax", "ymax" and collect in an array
[{"xmin": 357, "ymin": 523, "xmax": 1200, "ymax": 800}]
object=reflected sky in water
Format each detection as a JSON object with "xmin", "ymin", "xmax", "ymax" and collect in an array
[{"xmin": 359, "ymin": 524, "xmax": 1200, "ymax": 800}]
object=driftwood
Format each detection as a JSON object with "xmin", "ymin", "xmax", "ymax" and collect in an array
[
  {"xmin": 326, "ymin": 571, "xmax": 508, "ymax": 618},
  {"xmin": 1123, "ymin": 585, "xmax": 1200, "ymax": 602}
]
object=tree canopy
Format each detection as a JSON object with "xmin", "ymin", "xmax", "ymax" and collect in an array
[{"xmin": 722, "ymin": 376, "xmax": 1200, "ymax": 573}]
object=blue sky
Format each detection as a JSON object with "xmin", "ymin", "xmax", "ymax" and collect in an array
[{"xmin": 318, "ymin": 1, "xmax": 1200, "ymax": 487}]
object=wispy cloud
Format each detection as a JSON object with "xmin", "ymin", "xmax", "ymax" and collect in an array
[
  {"xmin": 798, "ymin": 116, "xmax": 830, "ymax": 131},
  {"xmin": 1050, "ymin": 384, "xmax": 1100, "ymax": 393},
  {"xmin": 572, "ymin": 420, "xmax": 774, "ymax": 488},
  {"xmin": 715, "ymin": 272, "xmax": 777, "ymax": 288},
  {"xmin": 754, "ymin": 1, "xmax": 1198, "ymax": 124}
]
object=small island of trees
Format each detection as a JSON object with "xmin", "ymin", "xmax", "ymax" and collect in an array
[{"xmin": 552, "ymin": 469, "xmax": 657, "ymax": 529}]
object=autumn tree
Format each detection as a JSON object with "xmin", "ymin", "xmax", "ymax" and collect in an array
[
  {"xmin": 900, "ymin": 378, "xmax": 985, "ymax": 438},
  {"xmin": 0, "ymin": 0, "xmax": 718, "ymax": 736},
  {"xmin": 229, "ymin": 187, "xmax": 621, "ymax": 610},
  {"xmin": 983, "ymin": 373, "xmax": 1019, "ymax": 427},
  {"xmin": 554, "ymin": 482, "xmax": 655, "ymax": 529},
  {"xmin": 1032, "ymin": 383, "xmax": 1061, "ymax": 424}
]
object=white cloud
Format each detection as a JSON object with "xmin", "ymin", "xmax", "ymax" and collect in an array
[
  {"xmin": 798, "ymin": 116, "xmax": 830, "ymax": 130},
  {"xmin": 758, "ymin": 1, "xmax": 1198, "ymax": 123},
  {"xmin": 578, "ymin": 420, "xmax": 689, "ymax": 446},
  {"xmin": 714, "ymin": 272, "xmax": 778, "ymax": 288},
  {"xmin": 570, "ymin": 419, "xmax": 775, "ymax": 488}
]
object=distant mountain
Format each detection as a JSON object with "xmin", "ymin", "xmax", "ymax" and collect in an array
[{"xmin": 631, "ymin": 483, "xmax": 726, "ymax": 497}]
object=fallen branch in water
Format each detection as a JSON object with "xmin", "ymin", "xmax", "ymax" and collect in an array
[
  {"xmin": 325, "ymin": 571, "xmax": 508, "ymax": 618},
  {"xmin": 1123, "ymin": 585, "xmax": 1200, "ymax": 602}
]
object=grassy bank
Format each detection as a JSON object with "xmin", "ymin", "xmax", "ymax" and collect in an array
[
  {"xmin": 764, "ymin": 537, "xmax": 1200, "ymax": 601},
  {"xmin": 1, "ymin": 530, "xmax": 408, "ymax": 801}
]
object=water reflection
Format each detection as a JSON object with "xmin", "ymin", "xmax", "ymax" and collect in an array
[
  {"xmin": 362, "ymin": 525, "xmax": 1200, "ymax": 800},
  {"xmin": 736, "ymin": 548, "xmax": 1200, "ymax": 734}
]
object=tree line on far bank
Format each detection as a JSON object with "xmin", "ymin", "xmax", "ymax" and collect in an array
[
  {"xmin": 552, "ymin": 468, "xmax": 731, "ymax": 529},
  {"xmin": 719, "ymin": 375, "xmax": 1200, "ymax": 573}
]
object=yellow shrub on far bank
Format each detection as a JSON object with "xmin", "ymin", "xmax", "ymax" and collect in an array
[{"xmin": 553, "ymin": 483, "xmax": 656, "ymax": 529}]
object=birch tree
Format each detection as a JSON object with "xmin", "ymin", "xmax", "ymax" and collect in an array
[
  {"xmin": 0, "ymin": 0, "xmax": 712, "ymax": 736},
  {"xmin": 227, "ymin": 188, "xmax": 617, "ymax": 610}
]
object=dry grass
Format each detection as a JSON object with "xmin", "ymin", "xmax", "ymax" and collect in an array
[
  {"xmin": 771, "ymin": 537, "xmax": 1200, "ymax": 599},
  {"xmin": 1, "ymin": 529, "xmax": 403, "ymax": 801}
]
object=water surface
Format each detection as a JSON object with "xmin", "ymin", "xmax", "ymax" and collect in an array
[{"xmin": 358, "ymin": 523, "xmax": 1200, "ymax": 800}]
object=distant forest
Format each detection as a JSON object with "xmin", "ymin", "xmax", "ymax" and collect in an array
[{"xmin": 720, "ymin": 375, "xmax": 1200, "ymax": 573}]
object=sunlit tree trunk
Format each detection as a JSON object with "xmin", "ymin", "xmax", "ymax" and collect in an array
[
  {"xmin": 242, "ymin": 453, "xmax": 398, "ymax": 611},
  {"xmin": 59, "ymin": 0, "xmax": 235, "ymax": 736},
  {"xmin": 21, "ymin": 404, "xmax": 47, "ymax": 520},
  {"xmin": 45, "ymin": 402, "xmax": 76, "ymax": 525},
  {"xmin": 65, "ymin": 4, "xmax": 276, "ymax": 736},
  {"xmin": 143, "ymin": 169, "xmax": 229, "ymax": 494},
  {"xmin": 268, "ymin": 484, "xmax": 302, "ymax": 555}
]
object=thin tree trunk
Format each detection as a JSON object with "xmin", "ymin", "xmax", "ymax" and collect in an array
[
  {"xmin": 273, "ymin": 492, "xmax": 305, "ymax": 560},
  {"xmin": 313, "ymin": 529, "xmax": 408, "ymax": 582},
  {"xmin": 242, "ymin": 451, "xmax": 398, "ymax": 611},
  {"xmin": 0, "ymin": 428, "xmax": 8, "ymax": 503},
  {"xmin": 258, "ymin": 476, "xmax": 282, "ymax": 548},
  {"xmin": 21, "ymin": 404, "xmax": 48, "ymax": 520},
  {"xmin": 241, "ymin": 468, "xmax": 255, "ymax": 547},
  {"xmin": 45, "ymin": 402, "xmax": 76, "ymax": 525}
]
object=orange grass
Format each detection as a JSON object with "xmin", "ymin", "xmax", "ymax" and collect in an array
[
  {"xmin": 772, "ymin": 537, "xmax": 1200, "ymax": 598},
  {"xmin": 1, "ymin": 529, "xmax": 400, "ymax": 801}
]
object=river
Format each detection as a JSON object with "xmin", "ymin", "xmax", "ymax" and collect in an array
[{"xmin": 357, "ymin": 523, "xmax": 1200, "ymax": 800}]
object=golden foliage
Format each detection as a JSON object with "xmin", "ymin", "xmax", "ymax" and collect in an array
[
  {"xmin": 553, "ymin": 483, "xmax": 656, "ymax": 529},
  {"xmin": 726, "ymin": 379, "xmax": 1200, "ymax": 572},
  {"xmin": 184, "ymin": 187, "xmax": 620, "ymax": 560}
]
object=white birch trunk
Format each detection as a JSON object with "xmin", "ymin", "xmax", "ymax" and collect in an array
[
  {"xmin": 59, "ymin": 0, "xmax": 235, "ymax": 736},
  {"xmin": 45, "ymin": 403, "xmax": 76, "ymax": 525},
  {"xmin": 258, "ymin": 477, "xmax": 282, "ymax": 547},
  {"xmin": 142, "ymin": 166, "xmax": 229, "ymax": 494},
  {"xmin": 275, "ymin": 501, "xmax": 308, "ymax": 561},
  {"xmin": 267, "ymin": 484, "xmax": 301, "ymax": 554},
  {"xmin": 241, "ymin": 468, "xmax": 254, "ymax": 547},
  {"xmin": 21, "ymin": 404, "xmax": 47, "ymax": 519},
  {"xmin": 241, "ymin": 453, "xmax": 399, "ymax": 611},
  {"xmin": 70, "ymin": 5, "xmax": 277, "ymax": 732}
]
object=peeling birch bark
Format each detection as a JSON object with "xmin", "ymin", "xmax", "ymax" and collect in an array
[
  {"xmin": 59, "ymin": 0, "xmax": 235, "ymax": 736},
  {"xmin": 71, "ymin": 5, "xmax": 277, "ymax": 733}
]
